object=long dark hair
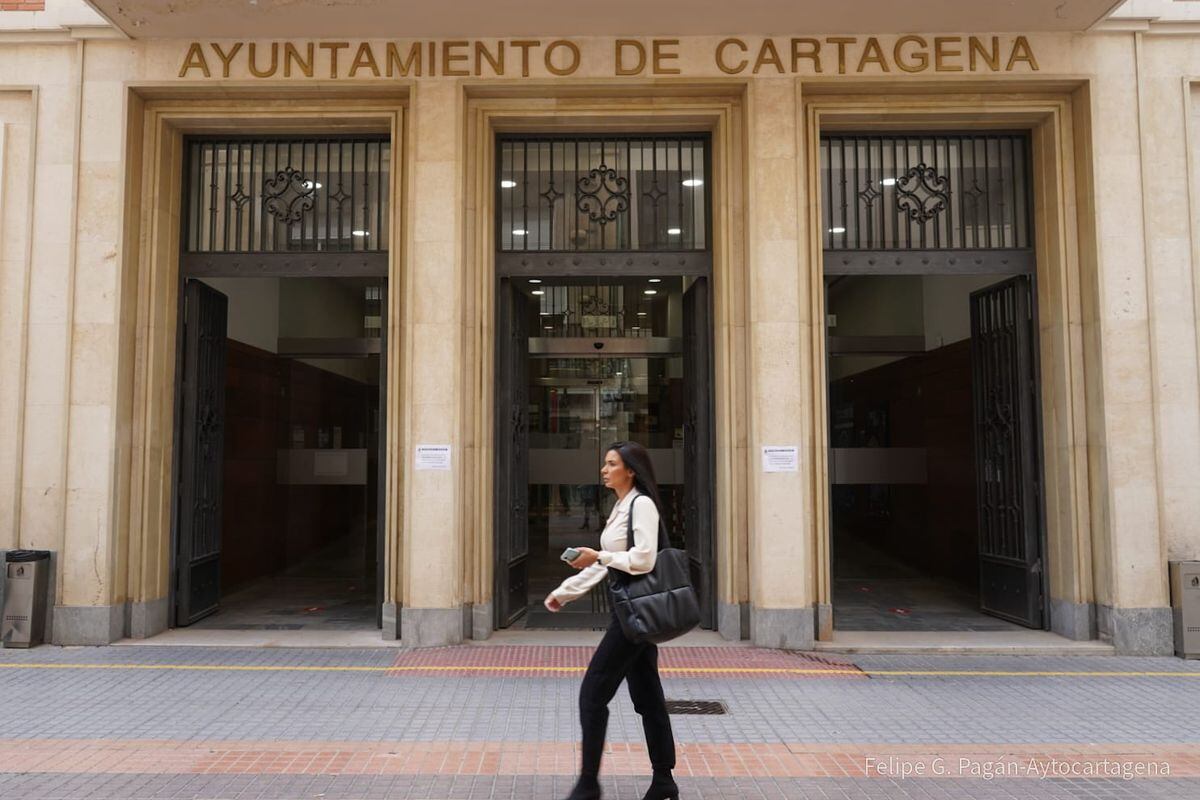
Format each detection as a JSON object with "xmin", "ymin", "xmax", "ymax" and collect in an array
[{"xmin": 606, "ymin": 441, "xmax": 668, "ymax": 546}]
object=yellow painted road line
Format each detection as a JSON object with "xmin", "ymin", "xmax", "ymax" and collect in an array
[{"xmin": 2, "ymin": 662, "xmax": 1200, "ymax": 678}]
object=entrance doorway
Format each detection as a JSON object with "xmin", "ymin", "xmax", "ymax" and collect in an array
[
  {"xmin": 820, "ymin": 132, "xmax": 1048, "ymax": 633},
  {"xmin": 171, "ymin": 135, "xmax": 390, "ymax": 632},
  {"xmin": 492, "ymin": 133, "xmax": 715, "ymax": 632},
  {"xmin": 175, "ymin": 277, "xmax": 385, "ymax": 631}
]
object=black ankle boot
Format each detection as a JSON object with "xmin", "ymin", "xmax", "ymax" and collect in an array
[
  {"xmin": 641, "ymin": 770, "xmax": 679, "ymax": 800},
  {"xmin": 562, "ymin": 774, "xmax": 601, "ymax": 800}
]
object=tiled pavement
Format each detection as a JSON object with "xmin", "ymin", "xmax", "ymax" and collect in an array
[{"xmin": 1, "ymin": 644, "xmax": 1199, "ymax": 799}]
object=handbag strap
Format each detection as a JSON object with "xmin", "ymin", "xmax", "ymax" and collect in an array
[{"xmin": 626, "ymin": 493, "xmax": 671, "ymax": 552}]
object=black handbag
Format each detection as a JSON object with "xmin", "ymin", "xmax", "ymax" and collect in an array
[{"xmin": 607, "ymin": 494, "xmax": 701, "ymax": 644}]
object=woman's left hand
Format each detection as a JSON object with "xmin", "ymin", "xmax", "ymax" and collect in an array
[{"xmin": 569, "ymin": 547, "xmax": 600, "ymax": 569}]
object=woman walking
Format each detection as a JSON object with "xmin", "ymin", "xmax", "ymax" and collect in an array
[{"xmin": 544, "ymin": 440, "xmax": 679, "ymax": 800}]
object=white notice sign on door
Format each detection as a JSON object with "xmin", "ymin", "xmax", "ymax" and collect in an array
[
  {"xmin": 761, "ymin": 446, "xmax": 799, "ymax": 473},
  {"xmin": 414, "ymin": 444, "xmax": 452, "ymax": 471}
]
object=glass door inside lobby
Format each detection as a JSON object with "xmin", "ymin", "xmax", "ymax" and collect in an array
[
  {"xmin": 496, "ymin": 277, "xmax": 713, "ymax": 630},
  {"xmin": 526, "ymin": 353, "xmax": 684, "ymax": 629}
]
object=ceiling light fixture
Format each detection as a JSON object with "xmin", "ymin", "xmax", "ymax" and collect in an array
[
  {"xmin": 528, "ymin": 278, "xmax": 542, "ymax": 284},
  {"xmin": 352, "ymin": 230, "xmax": 369, "ymax": 237},
  {"xmin": 637, "ymin": 311, "xmax": 648, "ymax": 316},
  {"xmin": 682, "ymin": 178, "xmax": 703, "ymax": 187},
  {"xmin": 501, "ymin": 179, "xmax": 518, "ymax": 188},
  {"xmin": 648, "ymin": 278, "xmax": 662, "ymax": 283},
  {"xmin": 643, "ymin": 289, "xmax": 657, "ymax": 296},
  {"xmin": 303, "ymin": 180, "xmax": 322, "ymax": 190},
  {"xmin": 512, "ymin": 229, "xmax": 528, "ymax": 236},
  {"xmin": 532, "ymin": 290, "xmax": 545, "ymax": 296},
  {"xmin": 667, "ymin": 228, "xmax": 682, "ymax": 235},
  {"xmin": 828, "ymin": 227, "xmax": 846, "ymax": 234},
  {"xmin": 881, "ymin": 178, "xmax": 897, "ymax": 186}
]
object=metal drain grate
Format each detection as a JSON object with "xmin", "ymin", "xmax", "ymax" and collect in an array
[{"xmin": 665, "ymin": 700, "xmax": 727, "ymax": 715}]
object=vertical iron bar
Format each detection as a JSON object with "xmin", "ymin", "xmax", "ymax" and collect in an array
[
  {"xmin": 207, "ymin": 143, "xmax": 218, "ymax": 251},
  {"xmin": 823, "ymin": 139, "xmax": 833, "ymax": 249},
  {"xmin": 522, "ymin": 140, "xmax": 529, "ymax": 253},
  {"xmin": 837, "ymin": 138, "xmax": 847, "ymax": 249},
  {"xmin": 984, "ymin": 137, "xmax": 993, "ymax": 249},
  {"xmin": 377, "ymin": 141, "xmax": 384, "ymax": 253},
  {"xmin": 1006, "ymin": 136, "xmax": 1018, "ymax": 249},
  {"xmin": 676, "ymin": 137, "xmax": 685, "ymax": 253},
  {"xmin": 361, "ymin": 142, "xmax": 371, "ymax": 251},
  {"xmin": 854, "ymin": 137, "xmax": 863, "ymax": 249}
]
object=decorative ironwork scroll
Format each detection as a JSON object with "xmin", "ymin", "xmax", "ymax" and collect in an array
[
  {"xmin": 576, "ymin": 163, "xmax": 630, "ymax": 224},
  {"xmin": 263, "ymin": 167, "xmax": 316, "ymax": 225},
  {"xmin": 895, "ymin": 163, "xmax": 950, "ymax": 224}
]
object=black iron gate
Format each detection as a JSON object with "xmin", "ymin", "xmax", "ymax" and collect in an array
[
  {"xmin": 970, "ymin": 275, "xmax": 1045, "ymax": 628},
  {"xmin": 175, "ymin": 280, "xmax": 228, "ymax": 626},
  {"xmin": 683, "ymin": 277, "xmax": 715, "ymax": 630},
  {"xmin": 495, "ymin": 280, "xmax": 531, "ymax": 627}
]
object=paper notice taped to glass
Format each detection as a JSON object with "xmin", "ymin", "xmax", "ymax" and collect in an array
[
  {"xmin": 761, "ymin": 446, "xmax": 799, "ymax": 473},
  {"xmin": 415, "ymin": 444, "xmax": 452, "ymax": 471}
]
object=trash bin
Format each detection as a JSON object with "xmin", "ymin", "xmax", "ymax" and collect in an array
[
  {"xmin": 2, "ymin": 550, "xmax": 51, "ymax": 648},
  {"xmin": 1169, "ymin": 560, "xmax": 1200, "ymax": 659}
]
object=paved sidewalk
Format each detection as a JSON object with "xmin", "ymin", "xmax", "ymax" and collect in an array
[{"xmin": 1, "ymin": 644, "xmax": 1198, "ymax": 799}]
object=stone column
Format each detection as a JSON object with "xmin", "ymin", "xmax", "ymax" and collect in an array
[
  {"xmin": 1087, "ymin": 34, "xmax": 1174, "ymax": 654},
  {"xmin": 745, "ymin": 79, "xmax": 813, "ymax": 649},
  {"xmin": 397, "ymin": 81, "xmax": 466, "ymax": 646}
]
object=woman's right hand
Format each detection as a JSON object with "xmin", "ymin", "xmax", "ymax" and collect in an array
[{"xmin": 544, "ymin": 594, "xmax": 563, "ymax": 612}]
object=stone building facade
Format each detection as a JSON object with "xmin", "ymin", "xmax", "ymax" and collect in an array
[{"xmin": 1, "ymin": 0, "xmax": 1198, "ymax": 654}]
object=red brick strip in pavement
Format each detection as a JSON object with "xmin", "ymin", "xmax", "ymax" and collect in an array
[
  {"xmin": 1, "ymin": 740, "xmax": 1195, "ymax": 778},
  {"xmin": 385, "ymin": 646, "xmax": 865, "ymax": 678}
]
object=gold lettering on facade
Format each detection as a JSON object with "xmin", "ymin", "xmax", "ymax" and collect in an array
[
  {"xmin": 512, "ymin": 40, "xmax": 539, "ymax": 77},
  {"xmin": 934, "ymin": 36, "xmax": 963, "ymax": 71},
  {"xmin": 545, "ymin": 40, "xmax": 580, "ymax": 75},
  {"xmin": 856, "ymin": 37, "xmax": 888, "ymax": 72},
  {"xmin": 179, "ymin": 42, "xmax": 210, "ymax": 77},
  {"xmin": 969, "ymin": 35, "xmax": 999, "ymax": 71},
  {"xmin": 212, "ymin": 42, "xmax": 243, "ymax": 78},
  {"xmin": 894, "ymin": 35, "xmax": 929, "ymax": 73},
  {"xmin": 284, "ymin": 42, "xmax": 313, "ymax": 77},
  {"xmin": 1006, "ymin": 35, "xmax": 1039, "ymax": 71},
  {"xmin": 475, "ymin": 41, "xmax": 504, "ymax": 76},
  {"xmin": 319, "ymin": 42, "xmax": 349, "ymax": 78},
  {"xmin": 176, "ymin": 36, "xmax": 1041, "ymax": 79},
  {"xmin": 387, "ymin": 42, "xmax": 421, "ymax": 76},
  {"xmin": 752, "ymin": 39, "xmax": 784, "ymax": 74},
  {"xmin": 716, "ymin": 38, "xmax": 748, "ymax": 74},
  {"xmin": 248, "ymin": 42, "xmax": 279, "ymax": 77},
  {"xmin": 616, "ymin": 39, "xmax": 646, "ymax": 75},
  {"xmin": 652, "ymin": 39, "xmax": 680, "ymax": 74},
  {"xmin": 442, "ymin": 41, "xmax": 470, "ymax": 76},
  {"xmin": 826, "ymin": 37, "xmax": 854, "ymax": 74},
  {"xmin": 791, "ymin": 38, "xmax": 821, "ymax": 73},
  {"xmin": 350, "ymin": 43, "xmax": 381, "ymax": 77}
]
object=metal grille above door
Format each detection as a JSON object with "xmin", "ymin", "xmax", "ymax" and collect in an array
[
  {"xmin": 497, "ymin": 135, "xmax": 711, "ymax": 277},
  {"xmin": 821, "ymin": 133, "xmax": 1033, "ymax": 275},
  {"xmin": 183, "ymin": 137, "xmax": 390, "ymax": 277}
]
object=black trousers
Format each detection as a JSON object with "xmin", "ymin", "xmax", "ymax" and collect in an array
[{"xmin": 578, "ymin": 600, "xmax": 677, "ymax": 777}]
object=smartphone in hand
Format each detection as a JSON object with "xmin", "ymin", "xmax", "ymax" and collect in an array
[{"xmin": 560, "ymin": 547, "xmax": 581, "ymax": 563}]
